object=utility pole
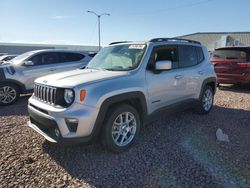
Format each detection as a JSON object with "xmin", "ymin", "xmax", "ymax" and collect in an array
[{"xmin": 87, "ymin": 11, "xmax": 110, "ymax": 51}]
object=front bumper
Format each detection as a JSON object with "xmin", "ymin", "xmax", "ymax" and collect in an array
[{"xmin": 27, "ymin": 96, "xmax": 99, "ymax": 144}]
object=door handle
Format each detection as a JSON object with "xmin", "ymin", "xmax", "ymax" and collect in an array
[
  {"xmin": 198, "ymin": 70, "xmax": 205, "ymax": 75},
  {"xmin": 49, "ymin": 69, "xmax": 56, "ymax": 71},
  {"xmin": 175, "ymin": 75, "xmax": 183, "ymax": 79}
]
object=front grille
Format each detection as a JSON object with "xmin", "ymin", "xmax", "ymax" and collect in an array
[{"xmin": 34, "ymin": 84, "xmax": 57, "ymax": 105}]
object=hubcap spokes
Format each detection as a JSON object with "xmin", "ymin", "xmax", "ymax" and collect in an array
[
  {"xmin": 202, "ymin": 89, "xmax": 213, "ymax": 111},
  {"xmin": 0, "ymin": 86, "xmax": 16, "ymax": 104},
  {"xmin": 112, "ymin": 112, "xmax": 137, "ymax": 147}
]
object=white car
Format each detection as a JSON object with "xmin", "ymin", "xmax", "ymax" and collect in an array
[
  {"xmin": 0, "ymin": 49, "xmax": 93, "ymax": 105},
  {"xmin": 0, "ymin": 55, "xmax": 17, "ymax": 64}
]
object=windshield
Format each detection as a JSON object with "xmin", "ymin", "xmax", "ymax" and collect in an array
[
  {"xmin": 0, "ymin": 56, "xmax": 7, "ymax": 61},
  {"xmin": 86, "ymin": 44, "xmax": 146, "ymax": 71},
  {"xmin": 11, "ymin": 51, "xmax": 36, "ymax": 64}
]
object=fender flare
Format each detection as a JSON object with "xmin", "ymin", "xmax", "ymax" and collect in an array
[
  {"xmin": 91, "ymin": 91, "xmax": 148, "ymax": 139},
  {"xmin": 199, "ymin": 77, "xmax": 217, "ymax": 99}
]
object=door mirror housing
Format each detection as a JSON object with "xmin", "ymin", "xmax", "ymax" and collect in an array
[
  {"xmin": 155, "ymin": 60, "xmax": 172, "ymax": 71},
  {"xmin": 24, "ymin": 61, "xmax": 34, "ymax": 66}
]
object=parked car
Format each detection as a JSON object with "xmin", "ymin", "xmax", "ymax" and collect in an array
[
  {"xmin": 210, "ymin": 46, "xmax": 250, "ymax": 85},
  {"xmin": 0, "ymin": 49, "xmax": 93, "ymax": 105},
  {"xmin": 0, "ymin": 53, "xmax": 8, "ymax": 57},
  {"xmin": 0, "ymin": 54, "xmax": 17, "ymax": 64},
  {"xmin": 27, "ymin": 38, "xmax": 216, "ymax": 152}
]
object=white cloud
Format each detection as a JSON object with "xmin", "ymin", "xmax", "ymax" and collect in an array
[{"xmin": 49, "ymin": 15, "xmax": 73, "ymax": 20}]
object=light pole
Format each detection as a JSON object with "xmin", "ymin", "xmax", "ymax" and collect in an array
[{"xmin": 87, "ymin": 10, "xmax": 110, "ymax": 51}]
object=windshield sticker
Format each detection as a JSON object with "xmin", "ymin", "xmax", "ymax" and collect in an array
[{"xmin": 129, "ymin": 44, "xmax": 145, "ymax": 49}]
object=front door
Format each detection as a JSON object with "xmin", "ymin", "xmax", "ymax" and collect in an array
[{"xmin": 146, "ymin": 45, "xmax": 186, "ymax": 114}]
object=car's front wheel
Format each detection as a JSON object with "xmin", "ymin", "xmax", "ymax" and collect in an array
[
  {"xmin": 0, "ymin": 83, "xmax": 20, "ymax": 105},
  {"xmin": 102, "ymin": 104, "xmax": 140, "ymax": 153}
]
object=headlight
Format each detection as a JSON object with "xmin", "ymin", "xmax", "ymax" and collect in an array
[{"xmin": 64, "ymin": 89, "xmax": 74, "ymax": 104}]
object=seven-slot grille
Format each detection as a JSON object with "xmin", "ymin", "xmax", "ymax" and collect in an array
[{"xmin": 34, "ymin": 84, "xmax": 57, "ymax": 105}]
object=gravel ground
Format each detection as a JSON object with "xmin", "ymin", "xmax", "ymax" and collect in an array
[{"xmin": 0, "ymin": 85, "xmax": 250, "ymax": 188}]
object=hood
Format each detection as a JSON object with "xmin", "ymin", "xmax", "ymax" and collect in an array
[{"xmin": 35, "ymin": 68, "xmax": 129, "ymax": 88}]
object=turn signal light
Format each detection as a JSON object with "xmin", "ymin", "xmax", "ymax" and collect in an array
[{"xmin": 80, "ymin": 90, "xmax": 86, "ymax": 101}]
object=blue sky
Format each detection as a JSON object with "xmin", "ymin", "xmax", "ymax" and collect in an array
[{"xmin": 0, "ymin": 0, "xmax": 250, "ymax": 46}]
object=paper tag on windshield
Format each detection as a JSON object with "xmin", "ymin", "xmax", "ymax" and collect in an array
[{"xmin": 129, "ymin": 44, "xmax": 145, "ymax": 49}]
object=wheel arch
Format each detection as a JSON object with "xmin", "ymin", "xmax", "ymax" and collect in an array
[
  {"xmin": 91, "ymin": 91, "xmax": 148, "ymax": 139},
  {"xmin": 0, "ymin": 79, "xmax": 27, "ymax": 94},
  {"xmin": 199, "ymin": 77, "xmax": 217, "ymax": 99}
]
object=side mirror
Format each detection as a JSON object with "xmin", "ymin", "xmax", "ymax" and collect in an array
[
  {"xmin": 155, "ymin": 60, "xmax": 172, "ymax": 71},
  {"xmin": 24, "ymin": 61, "xmax": 34, "ymax": 66}
]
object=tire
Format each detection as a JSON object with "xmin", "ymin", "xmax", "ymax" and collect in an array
[
  {"xmin": 195, "ymin": 85, "xmax": 214, "ymax": 114},
  {"xmin": 0, "ymin": 83, "xmax": 20, "ymax": 106},
  {"xmin": 102, "ymin": 104, "xmax": 141, "ymax": 153}
]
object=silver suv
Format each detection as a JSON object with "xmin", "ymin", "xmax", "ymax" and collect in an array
[
  {"xmin": 0, "ymin": 49, "xmax": 92, "ymax": 105},
  {"xmin": 28, "ymin": 38, "xmax": 217, "ymax": 152}
]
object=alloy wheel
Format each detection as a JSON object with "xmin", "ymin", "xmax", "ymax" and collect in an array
[
  {"xmin": 0, "ymin": 86, "xmax": 17, "ymax": 104},
  {"xmin": 202, "ymin": 89, "xmax": 213, "ymax": 111},
  {"xmin": 111, "ymin": 112, "xmax": 137, "ymax": 147}
]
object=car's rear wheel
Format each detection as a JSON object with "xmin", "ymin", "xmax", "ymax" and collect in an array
[
  {"xmin": 196, "ymin": 85, "xmax": 214, "ymax": 114},
  {"xmin": 0, "ymin": 83, "xmax": 20, "ymax": 105},
  {"xmin": 102, "ymin": 104, "xmax": 140, "ymax": 153}
]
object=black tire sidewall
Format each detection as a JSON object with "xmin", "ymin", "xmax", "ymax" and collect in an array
[
  {"xmin": 0, "ymin": 83, "xmax": 20, "ymax": 105},
  {"xmin": 102, "ymin": 104, "xmax": 141, "ymax": 153},
  {"xmin": 198, "ymin": 85, "xmax": 214, "ymax": 114}
]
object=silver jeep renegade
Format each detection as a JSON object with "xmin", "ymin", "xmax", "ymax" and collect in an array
[{"xmin": 28, "ymin": 38, "xmax": 216, "ymax": 152}]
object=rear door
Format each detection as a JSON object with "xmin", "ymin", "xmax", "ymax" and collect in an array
[{"xmin": 177, "ymin": 45, "xmax": 204, "ymax": 98}]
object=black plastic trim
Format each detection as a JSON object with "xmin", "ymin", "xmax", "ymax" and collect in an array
[
  {"xmin": 150, "ymin": 38, "xmax": 201, "ymax": 45},
  {"xmin": 0, "ymin": 68, "xmax": 5, "ymax": 81},
  {"xmin": 146, "ymin": 99, "xmax": 198, "ymax": 123},
  {"xmin": 86, "ymin": 91, "xmax": 148, "ymax": 142},
  {"xmin": 199, "ymin": 77, "xmax": 217, "ymax": 99},
  {"xmin": 28, "ymin": 105, "xmax": 92, "ymax": 144}
]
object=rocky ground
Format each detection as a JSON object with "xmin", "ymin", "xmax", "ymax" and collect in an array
[{"xmin": 0, "ymin": 85, "xmax": 250, "ymax": 188}]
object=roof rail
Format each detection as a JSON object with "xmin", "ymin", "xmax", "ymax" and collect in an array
[
  {"xmin": 149, "ymin": 38, "xmax": 201, "ymax": 44},
  {"xmin": 109, "ymin": 41, "xmax": 131, "ymax": 45}
]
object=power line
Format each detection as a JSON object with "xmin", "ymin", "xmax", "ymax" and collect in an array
[{"xmin": 121, "ymin": 0, "xmax": 214, "ymax": 16}]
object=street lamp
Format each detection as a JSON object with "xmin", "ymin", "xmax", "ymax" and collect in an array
[{"xmin": 87, "ymin": 10, "xmax": 110, "ymax": 51}]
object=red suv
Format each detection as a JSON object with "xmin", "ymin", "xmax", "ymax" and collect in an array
[{"xmin": 211, "ymin": 47, "xmax": 250, "ymax": 84}]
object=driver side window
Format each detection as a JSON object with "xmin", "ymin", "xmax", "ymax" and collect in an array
[
  {"xmin": 28, "ymin": 54, "xmax": 41, "ymax": 66},
  {"xmin": 148, "ymin": 45, "xmax": 178, "ymax": 70}
]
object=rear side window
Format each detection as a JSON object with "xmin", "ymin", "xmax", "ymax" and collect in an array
[
  {"xmin": 58, "ymin": 52, "xmax": 85, "ymax": 63},
  {"xmin": 196, "ymin": 47, "xmax": 205, "ymax": 63},
  {"xmin": 212, "ymin": 49, "xmax": 247, "ymax": 61},
  {"xmin": 41, "ymin": 53, "xmax": 59, "ymax": 65},
  {"xmin": 178, "ymin": 45, "xmax": 198, "ymax": 68}
]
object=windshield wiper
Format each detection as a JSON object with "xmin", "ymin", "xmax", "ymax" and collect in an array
[{"xmin": 79, "ymin": 65, "xmax": 86, "ymax": 69}]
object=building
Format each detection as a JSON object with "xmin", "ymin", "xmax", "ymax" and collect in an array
[
  {"xmin": 178, "ymin": 32, "xmax": 250, "ymax": 51},
  {"xmin": 0, "ymin": 42, "xmax": 99, "ymax": 55}
]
